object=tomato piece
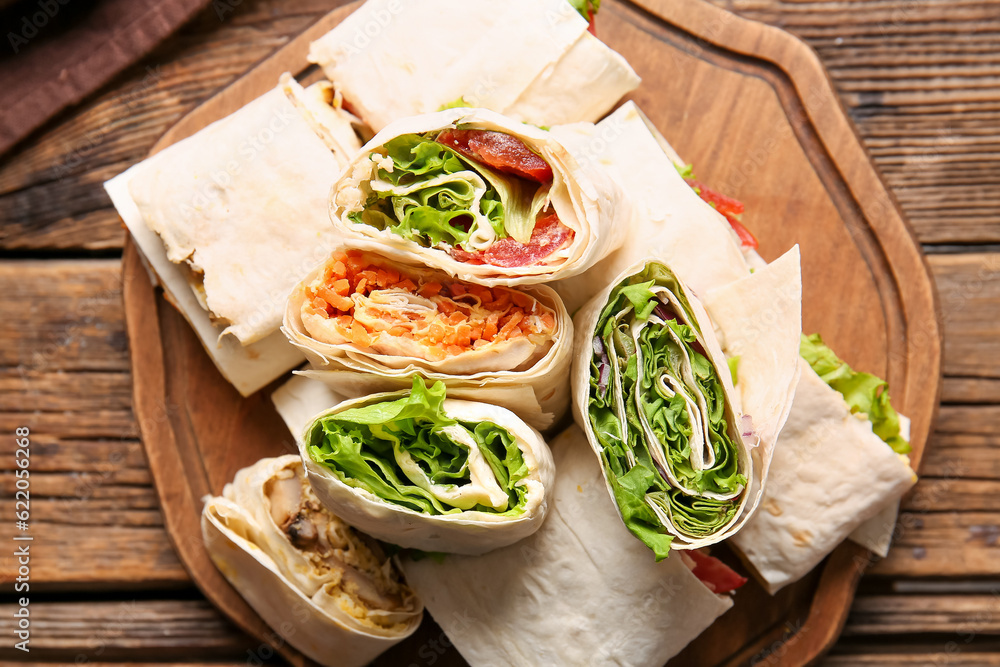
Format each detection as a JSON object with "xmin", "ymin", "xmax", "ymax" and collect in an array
[
  {"xmin": 723, "ymin": 214, "xmax": 759, "ymax": 250},
  {"xmin": 686, "ymin": 550, "xmax": 748, "ymax": 595},
  {"xmin": 587, "ymin": 9, "xmax": 597, "ymax": 35},
  {"xmin": 685, "ymin": 178, "xmax": 758, "ymax": 250},
  {"xmin": 685, "ymin": 179, "xmax": 744, "ymax": 218},
  {"xmin": 437, "ymin": 129, "xmax": 553, "ymax": 183}
]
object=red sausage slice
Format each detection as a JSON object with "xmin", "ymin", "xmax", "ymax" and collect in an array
[{"xmin": 438, "ymin": 129, "xmax": 553, "ymax": 183}]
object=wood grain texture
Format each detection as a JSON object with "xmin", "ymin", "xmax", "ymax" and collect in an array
[{"xmin": 0, "ymin": 599, "xmax": 254, "ymax": 661}]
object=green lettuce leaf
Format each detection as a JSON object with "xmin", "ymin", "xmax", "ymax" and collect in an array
[
  {"xmin": 727, "ymin": 355, "xmax": 741, "ymax": 385},
  {"xmin": 438, "ymin": 96, "xmax": 470, "ymax": 111},
  {"xmin": 800, "ymin": 333, "xmax": 911, "ymax": 454},
  {"xmin": 567, "ymin": 0, "xmax": 600, "ymax": 20},
  {"xmin": 349, "ymin": 132, "xmax": 550, "ymax": 250},
  {"xmin": 673, "ymin": 162, "xmax": 695, "ymax": 180},
  {"xmin": 588, "ymin": 262, "xmax": 745, "ymax": 559},
  {"xmin": 305, "ymin": 376, "xmax": 531, "ymax": 515}
]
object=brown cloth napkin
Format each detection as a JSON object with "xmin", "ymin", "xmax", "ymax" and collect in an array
[{"xmin": 0, "ymin": 0, "xmax": 212, "ymax": 156}]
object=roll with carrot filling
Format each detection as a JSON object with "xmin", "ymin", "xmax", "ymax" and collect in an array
[
  {"xmin": 330, "ymin": 108, "xmax": 629, "ymax": 285},
  {"xmin": 299, "ymin": 249, "xmax": 558, "ymax": 372},
  {"xmin": 283, "ymin": 245, "xmax": 573, "ymax": 430}
]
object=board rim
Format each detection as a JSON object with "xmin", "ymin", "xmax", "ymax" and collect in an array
[{"xmin": 122, "ymin": 1, "xmax": 943, "ymax": 665}]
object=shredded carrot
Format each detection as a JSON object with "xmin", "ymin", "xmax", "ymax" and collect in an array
[
  {"xmin": 351, "ymin": 322, "xmax": 371, "ymax": 347},
  {"xmin": 492, "ymin": 291, "xmax": 511, "ymax": 310},
  {"xmin": 418, "ymin": 282, "xmax": 442, "ymax": 298},
  {"xmin": 511, "ymin": 290, "xmax": 534, "ymax": 309},
  {"xmin": 498, "ymin": 311, "xmax": 524, "ymax": 339},
  {"xmin": 306, "ymin": 251, "xmax": 558, "ymax": 360}
]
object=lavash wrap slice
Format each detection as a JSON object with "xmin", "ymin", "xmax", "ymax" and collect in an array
[
  {"xmin": 282, "ymin": 243, "xmax": 573, "ymax": 431},
  {"xmin": 572, "ymin": 250, "xmax": 802, "ymax": 558},
  {"xmin": 329, "ymin": 107, "xmax": 629, "ymax": 286},
  {"xmin": 298, "ymin": 378, "xmax": 555, "ymax": 556},
  {"xmin": 127, "ymin": 74, "xmax": 361, "ymax": 346},
  {"xmin": 105, "ymin": 74, "xmax": 362, "ymax": 396},
  {"xmin": 307, "ymin": 0, "xmax": 639, "ymax": 132},
  {"xmin": 572, "ymin": 258, "xmax": 751, "ymax": 558},
  {"xmin": 201, "ymin": 455, "xmax": 422, "ymax": 667}
]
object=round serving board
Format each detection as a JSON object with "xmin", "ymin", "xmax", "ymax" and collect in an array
[{"xmin": 121, "ymin": 0, "xmax": 942, "ymax": 665}]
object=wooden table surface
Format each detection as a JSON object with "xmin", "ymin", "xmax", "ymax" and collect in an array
[{"xmin": 1, "ymin": 0, "xmax": 998, "ymax": 664}]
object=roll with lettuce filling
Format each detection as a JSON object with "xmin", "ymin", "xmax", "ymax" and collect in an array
[
  {"xmin": 299, "ymin": 377, "xmax": 554, "ymax": 555},
  {"xmin": 330, "ymin": 108, "xmax": 628, "ymax": 285},
  {"xmin": 573, "ymin": 260, "xmax": 757, "ymax": 559}
]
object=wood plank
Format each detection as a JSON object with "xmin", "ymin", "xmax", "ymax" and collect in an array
[
  {"xmin": 871, "ymin": 511, "xmax": 1000, "ymax": 577},
  {"xmin": 843, "ymin": 594, "xmax": 1000, "ymax": 636},
  {"xmin": 0, "ymin": 260, "xmax": 128, "ymax": 372},
  {"xmin": 822, "ymin": 656, "xmax": 1000, "ymax": 667},
  {"xmin": 942, "ymin": 377, "xmax": 1000, "ymax": 405},
  {"xmin": 0, "ymin": 599, "xmax": 255, "ymax": 661},
  {"xmin": 930, "ymin": 254, "xmax": 1000, "ymax": 379}
]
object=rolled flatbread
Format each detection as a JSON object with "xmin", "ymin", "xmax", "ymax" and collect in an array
[
  {"xmin": 282, "ymin": 243, "xmax": 573, "ymax": 430},
  {"xmin": 731, "ymin": 363, "xmax": 916, "ymax": 593},
  {"xmin": 577, "ymin": 102, "xmax": 912, "ymax": 588},
  {"xmin": 105, "ymin": 75, "xmax": 361, "ymax": 395},
  {"xmin": 308, "ymin": 0, "xmax": 639, "ymax": 132},
  {"xmin": 201, "ymin": 455, "xmax": 422, "ymax": 667},
  {"xmin": 296, "ymin": 377, "xmax": 555, "ymax": 555},
  {"xmin": 571, "ymin": 252, "xmax": 801, "ymax": 558},
  {"xmin": 401, "ymin": 425, "xmax": 739, "ymax": 666},
  {"xmin": 330, "ymin": 108, "xmax": 629, "ymax": 286},
  {"xmin": 552, "ymin": 101, "xmax": 750, "ymax": 313}
]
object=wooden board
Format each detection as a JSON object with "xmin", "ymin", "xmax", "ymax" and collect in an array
[{"xmin": 120, "ymin": 0, "xmax": 942, "ymax": 665}]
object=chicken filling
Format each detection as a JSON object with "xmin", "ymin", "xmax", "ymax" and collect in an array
[{"xmin": 264, "ymin": 465, "xmax": 417, "ymax": 628}]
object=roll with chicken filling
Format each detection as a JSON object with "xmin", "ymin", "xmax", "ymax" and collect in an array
[
  {"xmin": 283, "ymin": 245, "xmax": 572, "ymax": 430},
  {"xmin": 201, "ymin": 456, "xmax": 422, "ymax": 667},
  {"xmin": 299, "ymin": 377, "xmax": 555, "ymax": 555},
  {"xmin": 330, "ymin": 108, "xmax": 628, "ymax": 285}
]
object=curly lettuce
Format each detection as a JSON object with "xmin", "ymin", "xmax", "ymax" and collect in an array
[
  {"xmin": 348, "ymin": 133, "xmax": 547, "ymax": 251},
  {"xmin": 800, "ymin": 333, "xmax": 911, "ymax": 454},
  {"xmin": 305, "ymin": 377, "xmax": 531, "ymax": 516},
  {"xmin": 588, "ymin": 262, "xmax": 745, "ymax": 560}
]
